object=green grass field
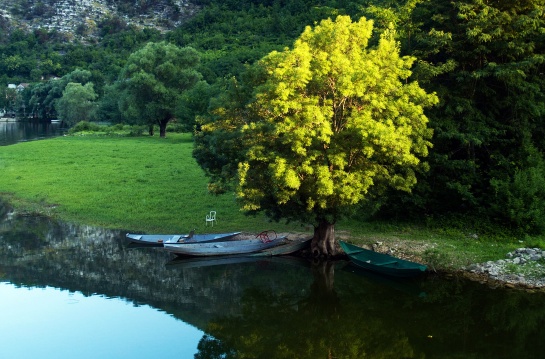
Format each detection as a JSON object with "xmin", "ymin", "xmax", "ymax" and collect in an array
[
  {"xmin": 0, "ymin": 133, "xmax": 307, "ymax": 234},
  {"xmin": 0, "ymin": 132, "xmax": 537, "ymax": 269}
]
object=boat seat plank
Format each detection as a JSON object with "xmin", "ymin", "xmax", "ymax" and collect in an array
[{"xmin": 347, "ymin": 249, "xmax": 367, "ymax": 255}]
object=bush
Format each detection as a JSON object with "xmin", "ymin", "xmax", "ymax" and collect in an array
[
  {"xmin": 127, "ymin": 125, "xmax": 147, "ymax": 136},
  {"xmin": 490, "ymin": 145, "xmax": 545, "ymax": 233},
  {"xmin": 67, "ymin": 122, "xmax": 153, "ymax": 137},
  {"xmin": 68, "ymin": 121, "xmax": 103, "ymax": 134},
  {"xmin": 166, "ymin": 121, "xmax": 187, "ymax": 133}
]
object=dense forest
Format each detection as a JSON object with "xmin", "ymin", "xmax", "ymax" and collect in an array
[{"xmin": 2, "ymin": 0, "xmax": 545, "ymax": 235}]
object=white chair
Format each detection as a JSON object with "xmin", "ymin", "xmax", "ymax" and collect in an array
[{"xmin": 205, "ymin": 211, "xmax": 217, "ymax": 226}]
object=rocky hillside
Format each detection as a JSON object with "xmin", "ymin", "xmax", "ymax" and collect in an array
[{"xmin": 0, "ymin": 0, "xmax": 199, "ymax": 41}]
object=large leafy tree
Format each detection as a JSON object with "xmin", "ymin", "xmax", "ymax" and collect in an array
[
  {"xmin": 117, "ymin": 41, "xmax": 202, "ymax": 137},
  {"xmin": 55, "ymin": 82, "xmax": 98, "ymax": 126},
  {"xmin": 197, "ymin": 16, "xmax": 437, "ymax": 256},
  {"xmin": 175, "ymin": 80, "xmax": 220, "ymax": 132},
  {"xmin": 27, "ymin": 69, "xmax": 94, "ymax": 120},
  {"xmin": 365, "ymin": 0, "xmax": 545, "ymax": 231}
]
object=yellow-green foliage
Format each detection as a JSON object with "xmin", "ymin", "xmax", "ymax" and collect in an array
[{"xmin": 238, "ymin": 16, "xmax": 438, "ymax": 223}]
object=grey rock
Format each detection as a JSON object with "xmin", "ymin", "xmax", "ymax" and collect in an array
[{"xmin": 467, "ymin": 247, "xmax": 545, "ymax": 289}]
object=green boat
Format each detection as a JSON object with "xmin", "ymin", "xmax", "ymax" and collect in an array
[{"xmin": 339, "ymin": 241, "xmax": 427, "ymax": 278}]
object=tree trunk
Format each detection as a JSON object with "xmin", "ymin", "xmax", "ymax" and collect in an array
[
  {"xmin": 148, "ymin": 125, "xmax": 154, "ymax": 136},
  {"xmin": 311, "ymin": 220, "xmax": 337, "ymax": 258},
  {"xmin": 159, "ymin": 119, "xmax": 169, "ymax": 138}
]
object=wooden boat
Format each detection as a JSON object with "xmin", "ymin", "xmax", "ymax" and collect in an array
[
  {"xmin": 163, "ymin": 236, "xmax": 286, "ymax": 256},
  {"xmin": 339, "ymin": 241, "xmax": 427, "ymax": 277},
  {"xmin": 125, "ymin": 231, "xmax": 241, "ymax": 246},
  {"xmin": 249, "ymin": 237, "xmax": 311, "ymax": 257}
]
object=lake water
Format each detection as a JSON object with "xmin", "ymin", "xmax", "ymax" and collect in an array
[
  {"xmin": 0, "ymin": 120, "xmax": 65, "ymax": 146},
  {"xmin": 1, "ymin": 200, "xmax": 545, "ymax": 359},
  {"xmin": 0, "ymin": 283, "xmax": 202, "ymax": 358}
]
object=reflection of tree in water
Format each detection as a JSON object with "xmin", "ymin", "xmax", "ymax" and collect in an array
[
  {"xmin": 411, "ymin": 277, "xmax": 545, "ymax": 358},
  {"xmin": 196, "ymin": 261, "xmax": 418, "ymax": 359},
  {"xmin": 195, "ymin": 262, "xmax": 545, "ymax": 359},
  {"xmin": 2, "ymin": 199, "xmax": 545, "ymax": 359},
  {"xmin": 196, "ymin": 335, "xmax": 237, "ymax": 359}
]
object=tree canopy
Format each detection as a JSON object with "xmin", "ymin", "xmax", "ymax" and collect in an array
[
  {"xmin": 365, "ymin": 0, "xmax": 545, "ymax": 231},
  {"xmin": 55, "ymin": 82, "xmax": 97, "ymax": 125},
  {"xmin": 117, "ymin": 41, "xmax": 203, "ymax": 137},
  {"xmin": 27, "ymin": 69, "xmax": 95, "ymax": 120},
  {"xmin": 196, "ymin": 15, "xmax": 438, "ymax": 256}
]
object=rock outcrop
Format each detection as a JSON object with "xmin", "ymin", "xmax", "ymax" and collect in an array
[
  {"xmin": 465, "ymin": 248, "xmax": 545, "ymax": 289},
  {"xmin": 0, "ymin": 0, "xmax": 199, "ymax": 41}
]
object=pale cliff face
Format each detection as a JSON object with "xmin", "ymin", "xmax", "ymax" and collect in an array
[{"xmin": 0, "ymin": 0, "xmax": 199, "ymax": 41}]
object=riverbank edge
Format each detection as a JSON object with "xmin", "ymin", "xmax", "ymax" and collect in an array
[
  {"xmin": 453, "ymin": 269, "xmax": 545, "ymax": 293},
  {"xmin": 339, "ymin": 239, "xmax": 545, "ymax": 292},
  {"xmin": 2, "ymin": 197, "xmax": 544, "ymax": 292}
]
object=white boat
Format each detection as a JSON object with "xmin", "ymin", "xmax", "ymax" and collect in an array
[
  {"xmin": 249, "ymin": 237, "xmax": 311, "ymax": 256},
  {"xmin": 126, "ymin": 231, "xmax": 241, "ymax": 246},
  {"xmin": 163, "ymin": 236, "xmax": 286, "ymax": 256}
]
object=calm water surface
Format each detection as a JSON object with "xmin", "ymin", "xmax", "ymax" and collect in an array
[
  {"xmin": 0, "ymin": 121, "xmax": 65, "ymax": 146},
  {"xmin": 0, "ymin": 283, "xmax": 202, "ymax": 358},
  {"xmin": 1, "ymin": 205, "xmax": 545, "ymax": 358}
]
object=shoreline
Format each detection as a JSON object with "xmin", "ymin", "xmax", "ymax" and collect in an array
[
  {"xmin": 367, "ymin": 240, "xmax": 545, "ymax": 292},
  {"xmin": 462, "ymin": 247, "xmax": 545, "ymax": 291},
  {"xmin": 2, "ymin": 196, "xmax": 544, "ymax": 292},
  {"xmin": 456, "ymin": 270, "xmax": 545, "ymax": 292}
]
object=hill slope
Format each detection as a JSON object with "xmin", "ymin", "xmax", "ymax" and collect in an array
[{"xmin": 0, "ymin": 0, "xmax": 199, "ymax": 42}]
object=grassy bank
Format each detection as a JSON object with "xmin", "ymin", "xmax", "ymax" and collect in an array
[
  {"xmin": 0, "ymin": 133, "xmax": 307, "ymax": 234},
  {"xmin": 0, "ymin": 132, "xmax": 540, "ymax": 270}
]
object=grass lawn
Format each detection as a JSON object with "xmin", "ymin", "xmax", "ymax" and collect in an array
[
  {"xmin": 0, "ymin": 133, "xmax": 307, "ymax": 234},
  {"xmin": 0, "ymin": 132, "xmax": 538, "ymax": 269}
]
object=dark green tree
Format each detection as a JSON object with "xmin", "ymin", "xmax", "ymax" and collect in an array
[
  {"xmin": 175, "ymin": 80, "xmax": 218, "ymax": 132},
  {"xmin": 55, "ymin": 82, "xmax": 98, "ymax": 126},
  {"xmin": 94, "ymin": 83, "xmax": 125, "ymax": 125},
  {"xmin": 28, "ymin": 69, "xmax": 93, "ymax": 120},
  {"xmin": 117, "ymin": 41, "xmax": 202, "ymax": 137},
  {"xmin": 193, "ymin": 68, "xmax": 266, "ymax": 195},
  {"xmin": 365, "ymin": 0, "xmax": 545, "ymax": 231}
]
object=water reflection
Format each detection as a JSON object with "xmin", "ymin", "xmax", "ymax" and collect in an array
[
  {"xmin": 0, "ymin": 283, "xmax": 202, "ymax": 359},
  {"xmin": 0, "ymin": 121, "xmax": 65, "ymax": 146},
  {"xmin": 1, "ymin": 198, "xmax": 545, "ymax": 358}
]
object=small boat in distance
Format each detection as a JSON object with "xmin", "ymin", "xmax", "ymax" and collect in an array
[
  {"xmin": 126, "ymin": 231, "xmax": 241, "ymax": 246},
  {"xmin": 339, "ymin": 241, "xmax": 427, "ymax": 278}
]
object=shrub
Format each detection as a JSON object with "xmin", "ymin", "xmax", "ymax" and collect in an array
[
  {"xmin": 127, "ymin": 125, "xmax": 147, "ymax": 136},
  {"xmin": 490, "ymin": 146, "xmax": 545, "ymax": 234},
  {"xmin": 68, "ymin": 121, "xmax": 102, "ymax": 134}
]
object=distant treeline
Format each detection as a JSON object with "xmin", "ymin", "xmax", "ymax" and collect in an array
[{"xmin": 1, "ymin": 0, "xmax": 545, "ymax": 233}]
